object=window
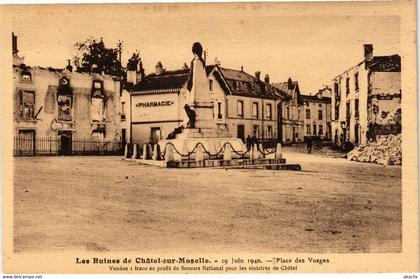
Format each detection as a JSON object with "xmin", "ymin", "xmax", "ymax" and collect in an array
[
  {"xmin": 57, "ymin": 95, "xmax": 72, "ymax": 121},
  {"xmin": 217, "ymin": 102, "xmax": 222, "ymax": 119},
  {"xmin": 355, "ymin": 99, "xmax": 359, "ymax": 118},
  {"xmin": 306, "ymin": 124, "xmax": 311, "ymax": 134},
  {"xmin": 266, "ymin": 103, "xmax": 272, "ymax": 120},
  {"xmin": 57, "ymin": 77, "xmax": 73, "ymax": 121},
  {"xmin": 354, "ymin": 72, "xmax": 359, "ymax": 91},
  {"xmin": 252, "ymin": 102, "xmax": 259, "ymax": 118},
  {"xmin": 237, "ymin": 100, "xmax": 244, "ymax": 117},
  {"xmin": 306, "ymin": 109, "xmax": 310, "ymax": 119},
  {"xmin": 346, "ymin": 77, "xmax": 350, "ymax": 95},
  {"xmin": 313, "ymin": 124, "xmax": 317, "ymax": 135},
  {"xmin": 335, "ymin": 105, "xmax": 339, "ymax": 120},
  {"xmin": 20, "ymin": 71, "xmax": 32, "ymax": 83},
  {"xmin": 267, "ymin": 126, "xmax": 273, "ymax": 138},
  {"xmin": 318, "ymin": 110, "xmax": 323, "ymax": 120},
  {"xmin": 346, "ymin": 102, "xmax": 351, "ymax": 120},
  {"xmin": 319, "ymin": 125, "xmax": 323, "ymax": 135},
  {"xmin": 209, "ymin": 80, "xmax": 213, "ymax": 91},
  {"xmin": 297, "ymin": 108, "xmax": 301, "ymax": 120},
  {"xmin": 334, "ymin": 82, "xmax": 339, "ymax": 97},
  {"xmin": 252, "ymin": 125, "xmax": 259, "ymax": 137},
  {"xmin": 121, "ymin": 102, "xmax": 126, "ymax": 121},
  {"xmin": 286, "ymin": 106, "xmax": 290, "ymax": 119},
  {"xmin": 18, "ymin": 90, "xmax": 35, "ymax": 120},
  {"xmin": 91, "ymin": 80, "xmax": 105, "ymax": 122}
]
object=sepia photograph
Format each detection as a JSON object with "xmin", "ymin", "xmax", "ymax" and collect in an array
[{"xmin": 1, "ymin": 1, "xmax": 418, "ymax": 275}]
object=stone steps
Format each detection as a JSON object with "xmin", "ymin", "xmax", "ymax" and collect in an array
[
  {"xmin": 124, "ymin": 157, "xmax": 303, "ymax": 171},
  {"xmin": 166, "ymin": 158, "xmax": 286, "ymax": 168}
]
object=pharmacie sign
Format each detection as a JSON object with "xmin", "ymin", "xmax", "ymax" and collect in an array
[{"xmin": 136, "ymin": 100, "xmax": 174, "ymax": 108}]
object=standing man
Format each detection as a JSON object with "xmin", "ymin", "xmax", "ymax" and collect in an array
[
  {"xmin": 245, "ymin": 135, "xmax": 252, "ymax": 151},
  {"xmin": 306, "ymin": 136, "xmax": 313, "ymax": 154}
]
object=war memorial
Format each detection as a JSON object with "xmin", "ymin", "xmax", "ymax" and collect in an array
[{"xmin": 123, "ymin": 43, "xmax": 301, "ymax": 170}]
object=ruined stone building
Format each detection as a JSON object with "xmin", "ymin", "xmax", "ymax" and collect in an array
[
  {"xmin": 13, "ymin": 34, "xmax": 122, "ymax": 155},
  {"xmin": 300, "ymin": 86, "xmax": 332, "ymax": 140},
  {"xmin": 272, "ymin": 78, "xmax": 304, "ymax": 144},
  {"xmin": 122, "ymin": 61, "xmax": 278, "ymax": 147},
  {"xmin": 331, "ymin": 44, "xmax": 401, "ymax": 146}
]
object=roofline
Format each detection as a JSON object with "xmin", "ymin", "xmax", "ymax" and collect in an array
[
  {"xmin": 212, "ymin": 65, "xmax": 233, "ymax": 94},
  {"xmin": 333, "ymin": 54, "xmax": 400, "ymax": 80},
  {"xmin": 131, "ymin": 88, "xmax": 181, "ymax": 95}
]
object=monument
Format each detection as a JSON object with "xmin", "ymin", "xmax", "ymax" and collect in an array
[
  {"xmin": 132, "ymin": 42, "xmax": 299, "ymax": 170},
  {"xmin": 158, "ymin": 42, "xmax": 244, "ymax": 160}
]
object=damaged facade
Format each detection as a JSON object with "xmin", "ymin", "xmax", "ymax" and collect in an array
[
  {"xmin": 331, "ymin": 44, "xmax": 401, "ymax": 146},
  {"xmin": 13, "ymin": 38, "xmax": 122, "ymax": 155}
]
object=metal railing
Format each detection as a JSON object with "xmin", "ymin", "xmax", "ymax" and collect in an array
[{"xmin": 13, "ymin": 136, "xmax": 123, "ymax": 156}]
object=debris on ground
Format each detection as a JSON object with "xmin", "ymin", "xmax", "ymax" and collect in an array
[{"xmin": 347, "ymin": 134, "xmax": 402, "ymax": 165}]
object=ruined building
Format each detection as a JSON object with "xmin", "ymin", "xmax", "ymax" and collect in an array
[
  {"xmin": 331, "ymin": 44, "xmax": 401, "ymax": 146},
  {"xmin": 13, "ymin": 33, "xmax": 122, "ymax": 155}
]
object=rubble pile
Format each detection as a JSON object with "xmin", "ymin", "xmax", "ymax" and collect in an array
[{"xmin": 347, "ymin": 134, "xmax": 402, "ymax": 165}]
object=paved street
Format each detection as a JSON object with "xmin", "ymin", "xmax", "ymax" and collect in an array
[{"xmin": 14, "ymin": 147, "xmax": 401, "ymax": 254}]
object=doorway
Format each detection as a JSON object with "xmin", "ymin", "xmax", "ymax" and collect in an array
[
  {"xmin": 355, "ymin": 124, "xmax": 359, "ymax": 145},
  {"xmin": 58, "ymin": 131, "xmax": 72, "ymax": 155},
  {"xmin": 150, "ymin": 127, "xmax": 161, "ymax": 145},
  {"xmin": 121, "ymin": 129, "xmax": 127, "ymax": 146},
  {"xmin": 292, "ymin": 126, "xmax": 296, "ymax": 143},
  {"xmin": 237, "ymin": 125, "xmax": 245, "ymax": 142},
  {"xmin": 18, "ymin": 129, "xmax": 36, "ymax": 156}
]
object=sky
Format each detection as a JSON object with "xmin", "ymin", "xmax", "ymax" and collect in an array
[{"xmin": 7, "ymin": 3, "xmax": 400, "ymax": 94}]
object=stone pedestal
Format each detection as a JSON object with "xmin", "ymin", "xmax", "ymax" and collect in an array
[{"xmin": 159, "ymin": 128, "xmax": 244, "ymax": 162}]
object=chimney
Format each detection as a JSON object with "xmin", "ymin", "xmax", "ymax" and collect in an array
[
  {"xmin": 264, "ymin": 74, "xmax": 270, "ymax": 84},
  {"xmin": 287, "ymin": 77, "xmax": 293, "ymax": 89},
  {"xmin": 12, "ymin": 32, "xmax": 18, "ymax": 56},
  {"xmin": 364, "ymin": 44, "xmax": 373, "ymax": 61},
  {"xmin": 241, "ymin": 66, "xmax": 244, "ymax": 72},
  {"xmin": 155, "ymin": 61, "xmax": 164, "ymax": 75},
  {"xmin": 255, "ymin": 71, "xmax": 261, "ymax": 81},
  {"xmin": 66, "ymin": 59, "xmax": 73, "ymax": 72}
]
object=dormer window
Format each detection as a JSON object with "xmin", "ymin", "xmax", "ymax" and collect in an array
[{"xmin": 20, "ymin": 71, "xmax": 32, "ymax": 83}]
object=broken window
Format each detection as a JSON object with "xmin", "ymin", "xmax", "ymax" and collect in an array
[
  {"xmin": 57, "ymin": 77, "xmax": 73, "ymax": 121},
  {"xmin": 91, "ymin": 80, "xmax": 105, "ymax": 122},
  {"xmin": 18, "ymin": 90, "xmax": 35, "ymax": 120},
  {"xmin": 20, "ymin": 71, "xmax": 32, "ymax": 83}
]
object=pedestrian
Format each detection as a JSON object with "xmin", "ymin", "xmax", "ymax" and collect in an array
[
  {"xmin": 251, "ymin": 135, "xmax": 258, "ymax": 145},
  {"xmin": 245, "ymin": 135, "xmax": 252, "ymax": 151},
  {"xmin": 306, "ymin": 136, "xmax": 313, "ymax": 154}
]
